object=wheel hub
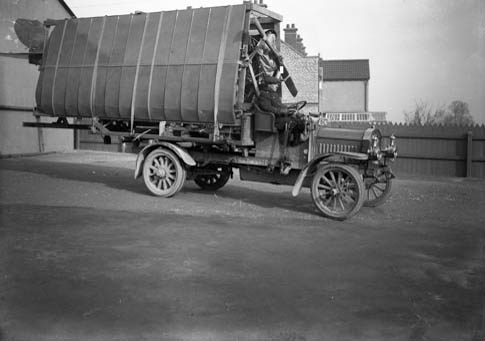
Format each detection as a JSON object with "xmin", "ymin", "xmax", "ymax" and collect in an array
[{"xmin": 157, "ymin": 167, "xmax": 167, "ymax": 178}]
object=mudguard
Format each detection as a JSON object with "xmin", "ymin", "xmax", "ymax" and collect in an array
[
  {"xmin": 134, "ymin": 142, "xmax": 196, "ymax": 179},
  {"xmin": 291, "ymin": 152, "xmax": 368, "ymax": 197}
]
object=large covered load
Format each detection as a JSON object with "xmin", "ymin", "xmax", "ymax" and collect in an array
[{"xmin": 36, "ymin": 5, "xmax": 252, "ymax": 125}]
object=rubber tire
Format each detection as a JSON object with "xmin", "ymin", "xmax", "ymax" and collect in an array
[
  {"xmin": 311, "ymin": 164, "xmax": 365, "ymax": 220},
  {"xmin": 194, "ymin": 165, "xmax": 231, "ymax": 191},
  {"xmin": 142, "ymin": 148, "xmax": 186, "ymax": 197},
  {"xmin": 364, "ymin": 178, "xmax": 392, "ymax": 207}
]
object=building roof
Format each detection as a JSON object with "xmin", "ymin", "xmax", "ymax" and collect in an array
[
  {"xmin": 58, "ymin": 0, "xmax": 76, "ymax": 17},
  {"xmin": 281, "ymin": 41, "xmax": 306, "ymax": 58},
  {"xmin": 321, "ymin": 59, "xmax": 369, "ymax": 81}
]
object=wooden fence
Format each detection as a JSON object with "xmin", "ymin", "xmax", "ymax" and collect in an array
[{"xmin": 329, "ymin": 122, "xmax": 485, "ymax": 178}]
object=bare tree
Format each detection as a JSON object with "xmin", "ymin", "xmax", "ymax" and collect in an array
[
  {"xmin": 404, "ymin": 100, "xmax": 474, "ymax": 126},
  {"xmin": 404, "ymin": 101, "xmax": 444, "ymax": 125}
]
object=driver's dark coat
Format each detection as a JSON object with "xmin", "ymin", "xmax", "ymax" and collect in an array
[
  {"xmin": 256, "ymin": 90, "xmax": 305, "ymax": 136},
  {"xmin": 256, "ymin": 89, "xmax": 289, "ymax": 115}
]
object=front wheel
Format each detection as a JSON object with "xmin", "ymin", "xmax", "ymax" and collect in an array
[
  {"xmin": 311, "ymin": 164, "xmax": 365, "ymax": 220},
  {"xmin": 142, "ymin": 148, "xmax": 186, "ymax": 197}
]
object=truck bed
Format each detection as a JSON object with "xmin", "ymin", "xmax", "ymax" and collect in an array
[{"xmin": 35, "ymin": 5, "xmax": 247, "ymax": 125}]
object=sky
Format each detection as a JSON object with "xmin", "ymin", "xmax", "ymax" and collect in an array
[{"xmin": 66, "ymin": 0, "xmax": 484, "ymax": 124}]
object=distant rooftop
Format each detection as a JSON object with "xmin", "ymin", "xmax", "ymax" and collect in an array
[{"xmin": 321, "ymin": 60, "xmax": 370, "ymax": 81}]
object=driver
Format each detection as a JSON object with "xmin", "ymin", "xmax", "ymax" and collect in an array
[{"xmin": 256, "ymin": 82, "xmax": 307, "ymax": 146}]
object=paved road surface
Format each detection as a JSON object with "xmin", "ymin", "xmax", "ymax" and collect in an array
[{"xmin": 1, "ymin": 151, "xmax": 484, "ymax": 340}]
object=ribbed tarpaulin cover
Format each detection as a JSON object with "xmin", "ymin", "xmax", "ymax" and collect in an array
[{"xmin": 35, "ymin": 5, "xmax": 246, "ymax": 125}]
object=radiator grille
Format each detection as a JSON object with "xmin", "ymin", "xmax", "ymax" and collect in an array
[{"xmin": 317, "ymin": 142, "xmax": 358, "ymax": 154}]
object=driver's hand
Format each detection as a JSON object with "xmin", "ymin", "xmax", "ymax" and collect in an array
[{"xmin": 280, "ymin": 107, "xmax": 289, "ymax": 115}]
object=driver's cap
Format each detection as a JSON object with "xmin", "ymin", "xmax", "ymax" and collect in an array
[{"xmin": 265, "ymin": 29, "xmax": 277, "ymax": 36}]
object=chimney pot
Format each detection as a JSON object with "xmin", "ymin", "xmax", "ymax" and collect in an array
[{"xmin": 284, "ymin": 23, "xmax": 298, "ymax": 49}]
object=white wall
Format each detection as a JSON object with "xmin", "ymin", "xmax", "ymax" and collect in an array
[
  {"xmin": 320, "ymin": 81, "xmax": 366, "ymax": 113},
  {"xmin": 0, "ymin": 0, "xmax": 74, "ymax": 156}
]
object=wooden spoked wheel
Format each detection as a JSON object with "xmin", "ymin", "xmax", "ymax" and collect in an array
[
  {"xmin": 311, "ymin": 164, "xmax": 365, "ymax": 220},
  {"xmin": 143, "ymin": 149, "xmax": 186, "ymax": 197}
]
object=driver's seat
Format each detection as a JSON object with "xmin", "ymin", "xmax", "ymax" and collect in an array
[{"xmin": 253, "ymin": 103, "xmax": 277, "ymax": 133}]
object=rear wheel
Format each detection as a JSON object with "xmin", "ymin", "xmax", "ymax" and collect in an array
[
  {"xmin": 194, "ymin": 165, "xmax": 231, "ymax": 191},
  {"xmin": 311, "ymin": 164, "xmax": 365, "ymax": 220},
  {"xmin": 143, "ymin": 148, "xmax": 186, "ymax": 197},
  {"xmin": 364, "ymin": 173, "xmax": 392, "ymax": 207}
]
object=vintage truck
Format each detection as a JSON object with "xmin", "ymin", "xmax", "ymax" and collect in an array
[{"xmin": 21, "ymin": 2, "xmax": 396, "ymax": 220}]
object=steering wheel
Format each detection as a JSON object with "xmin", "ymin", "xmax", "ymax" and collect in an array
[
  {"xmin": 295, "ymin": 101, "xmax": 307, "ymax": 111},
  {"xmin": 288, "ymin": 101, "xmax": 307, "ymax": 111}
]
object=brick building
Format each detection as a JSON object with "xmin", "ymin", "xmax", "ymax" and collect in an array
[
  {"xmin": 280, "ymin": 23, "xmax": 386, "ymax": 122},
  {"xmin": 280, "ymin": 42, "xmax": 319, "ymax": 114}
]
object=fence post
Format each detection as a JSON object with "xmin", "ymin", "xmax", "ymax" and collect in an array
[{"xmin": 466, "ymin": 131, "xmax": 473, "ymax": 177}]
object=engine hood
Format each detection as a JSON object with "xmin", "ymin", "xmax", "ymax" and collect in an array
[{"xmin": 315, "ymin": 126, "xmax": 381, "ymax": 154}]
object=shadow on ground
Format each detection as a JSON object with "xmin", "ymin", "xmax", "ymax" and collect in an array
[{"xmin": 0, "ymin": 158, "xmax": 319, "ymax": 217}]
